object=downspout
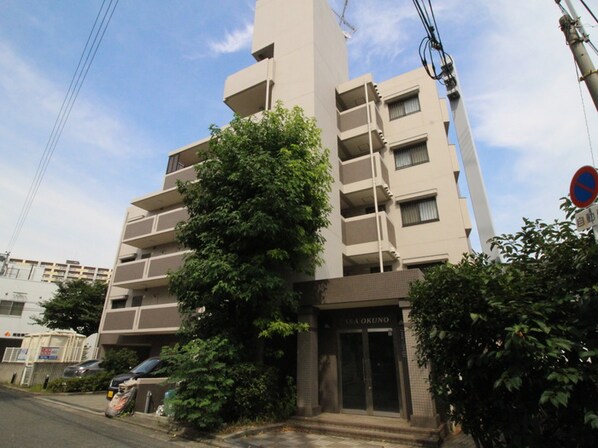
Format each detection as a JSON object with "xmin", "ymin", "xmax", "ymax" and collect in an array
[
  {"xmin": 265, "ymin": 59, "xmax": 272, "ymax": 111},
  {"xmin": 365, "ymin": 81, "xmax": 384, "ymax": 272}
]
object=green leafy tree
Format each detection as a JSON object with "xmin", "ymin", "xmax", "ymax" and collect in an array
[
  {"xmin": 33, "ymin": 279, "xmax": 107, "ymax": 336},
  {"xmin": 409, "ymin": 199, "xmax": 598, "ymax": 447},
  {"xmin": 160, "ymin": 337, "xmax": 237, "ymax": 430},
  {"xmin": 100, "ymin": 347, "xmax": 139, "ymax": 375},
  {"xmin": 170, "ymin": 104, "xmax": 332, "ymax": 360}
]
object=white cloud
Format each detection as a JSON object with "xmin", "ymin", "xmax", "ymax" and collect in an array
[
  {"xmin": 0, "ymin": 165, "xmax": 126, "ymax": 267},
  {"xmin": 0, "ymin": 40, "xmax": 161, "ymax": 267},
  {"xmin": 208, "ymin": 23, "xmax": 253, "ymax": 55},
  {"xmin": 337, "ymin": 0, "xmax": 598, "ymax": 244},
  {"xmin": 460, "ymin": 2, "xmax": 598, "ymax": 231}
]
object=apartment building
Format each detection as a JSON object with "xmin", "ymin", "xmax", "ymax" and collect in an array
[
  {"xmin": 98, "ymin": 0, "xmax": 483, "ymax": 429},
  {"xmin": 4, "ymin": 257, "xmax": 112, "ymax": 284},
  {"xmin": 0, "ymin": 262, "xmax": 58, "ymax": 359}
]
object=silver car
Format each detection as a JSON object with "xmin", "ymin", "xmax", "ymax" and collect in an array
[{"xmin": 63, "ymin": 359, "xmax": 104, "ymax": 377}]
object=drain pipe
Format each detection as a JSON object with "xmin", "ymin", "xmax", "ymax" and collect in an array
[{"xmin": 365, "ymin": 81, "xmax": 384, "ymax": 273}]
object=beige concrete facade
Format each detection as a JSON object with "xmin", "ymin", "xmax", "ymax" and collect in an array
[{"xmin": 99, "ymin": 0, "xmax": 478, "ymax": 430}]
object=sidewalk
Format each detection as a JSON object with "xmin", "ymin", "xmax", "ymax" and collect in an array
[{"xmin": 36, "ymin": 391, "xmax": 476, "ymax": 448}]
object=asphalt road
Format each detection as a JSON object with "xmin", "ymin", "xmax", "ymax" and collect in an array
[{"xmin": 0, "ymin": 387, "xmax": 211, "ymax": 448}]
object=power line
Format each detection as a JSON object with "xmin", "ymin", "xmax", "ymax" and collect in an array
[
  {"xmin": 5, "ymin": 0, "xmax": 119, "ymax": 254},
  {"xmin": 412, "ymin": 0, "xmax": 454, "ymax": 86}
]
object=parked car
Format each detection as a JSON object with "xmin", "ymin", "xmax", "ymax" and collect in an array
[
  {"xmin": 63, "ymin": 359, "xmax": 104, "ymax": 377},
  {"xmin": 106, "ymin": 357, "xmax": 164, "ymax": 400}
]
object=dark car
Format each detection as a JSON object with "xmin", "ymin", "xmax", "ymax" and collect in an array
[
  {"xmin": 63, "ymin": 359, "xmax": 104, "ymax": 377},
  {"xmin": 106, "ymin": 357, "xmax": 163, "ymax": 400}
]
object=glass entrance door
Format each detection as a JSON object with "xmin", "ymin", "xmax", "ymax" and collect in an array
[
  {"xmin": 340, "ymin": 329, "xmax": 401, "ymax": 415},
  {"xmin": 340, "ymin": 332, "xmax": 366, "ymax": 410},
  {"xmin": 368, "ymin": 330, "xmax": 400, "ymax": 413}
]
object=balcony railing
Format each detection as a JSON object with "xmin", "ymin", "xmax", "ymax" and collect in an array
[
  {"xmin": 337, "ymin": 102, "xmax": 386, "ymax": 160},
  {"xmin": 339, "ymin": 153, "xmax": 392, "ymax": 207},
  {"xmin": 163, "ymin": 165, "xmax": 197, "ymax": 190},
  {"xmin": 112, "ymin": 251, "xmax": 188, "ymax": 289},
  {"xmin": 101, "ymin": 303, "xmax": 181, "ymax": 334},
  {"xmin": 342, "ymin": 213, "xmax": 399, "ymax": 265},
  {"xmin": 122, "ymin": 208, "xmax": 189, "ymax": 249},
  {"xmin": 224, "ymin": 58, "xmax": 275, "ymax": 117}
]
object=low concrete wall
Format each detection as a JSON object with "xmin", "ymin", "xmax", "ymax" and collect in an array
[
  {"xmin": 0, "ymin": 362, "xmax": 71, "ymax": 386},
  {"xmin": 30, "ymin": 362, "xmax": 71, "ymax": 386},
  {"xmin": 134, "ymin": 377, "xmax": 171, "ymax": 413},
  {"xmin": 0, "ymin": 362, "xmax": 25, "ymax": 384}
]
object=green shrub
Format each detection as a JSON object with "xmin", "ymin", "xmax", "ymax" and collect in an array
[
  {"xmin": 160, "ymin": 337, "xmax": 236, "ymax": 430},
  {"xmin": 101, "ymin": 348, "xmax": 139, "ymax": 375},
  {"xmin": 47, "ymin": 371, "xmax": 112, "ymax": 393},
  {"xmin": 224, "ymin": 363, "xmax": 296, "ymax": 422}
]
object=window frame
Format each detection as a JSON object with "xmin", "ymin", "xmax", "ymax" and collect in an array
[
  {"xmin": 0, "ymin": 300, "xmax": 25, "ymax": 316},
  {"xmin": 393, "ymin": 141, "xmax": 429, "ymax": 170},
  {"xmin": 388, "ymin": 94, "xmax": 421, "ymax": 120},
  {"xmin": 400, "ymin": 197, "xmax": 439, "ymax": 227},
  {"xmin": 111, "ymin": 299, "xmax": 127, "ymax": 309}
]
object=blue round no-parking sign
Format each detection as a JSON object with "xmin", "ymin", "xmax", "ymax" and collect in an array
[{"xmin": 570, "ymin": 165, "xmax": 598, "ymax": 208}]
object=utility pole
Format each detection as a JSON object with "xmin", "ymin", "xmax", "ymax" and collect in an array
[
  {"xmin": 442, "ymin": 61, "xmax": 500, "ymax": 260},
  {"xmin": 557, "ymin": 0, "xmax": 598, "ymax": 110}
]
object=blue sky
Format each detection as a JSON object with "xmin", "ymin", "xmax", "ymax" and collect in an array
[{"xmin": 1, "ymin": 0, "xmax": 597, "ymax": 268}]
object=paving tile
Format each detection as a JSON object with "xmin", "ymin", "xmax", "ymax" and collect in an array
[{"xmin": 236, "ymin": 431, "xmax": 412, "ymax": 448}]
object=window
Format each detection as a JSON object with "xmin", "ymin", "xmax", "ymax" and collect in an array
[
  {"xmin": 394, "ymin": 142, "xmax": 429, "ymax": 169},
  {"xmin": 400, "ymin": 197, "xmax": 439, "ymax": 226},
  {"xmin": 0, "ymin": 300, "xmax": 25, "ymax": 316},
  {"xmin": 406, "ymin": 261, "xmax": 445, "ymax": 272},
  {"xmin": 166, "ymin": 154, "xmax": 184, "ymax": 174},
  {"xmin": 111, "ymin": 299, "xmax": 127, "ymax": 309},
  {"xmin": 389, "ymin": 94, "xmax": 420, "ymax": 120},
  {"xmin": 370, "ymin": 265, "xmax": 393, "ymax": 273},
  {"xmin": 131, "ymin": 296, "xmax": 143, "ymax": 307}
]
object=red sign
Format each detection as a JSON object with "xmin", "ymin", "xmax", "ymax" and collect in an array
[{"xmin": 570, "ymin": 166, "xmax": 598, "ymax": 208}]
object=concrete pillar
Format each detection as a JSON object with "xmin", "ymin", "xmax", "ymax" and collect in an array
[
  {"xmin": 296, "ymin": 306, "xmax": 320, "ymax": 416},
  {"xmin": 401, "ymin": 307, "xmax": 440, "ymax": 428}
]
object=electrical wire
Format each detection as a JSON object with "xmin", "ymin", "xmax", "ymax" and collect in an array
[
  {"xmin": 5, "ymin": 0, "xmax": 119, "ymax": 254},
  {"xmin": 580, "ymin": 0, "xmax": 598, "ymax": 25},
  {"xmin": 574, "ymin": 61, "xmax": 596, "ymax": 166},
  {"xmin": 411, "ymin": 0, "xmax": 454, "ymax": 85}
]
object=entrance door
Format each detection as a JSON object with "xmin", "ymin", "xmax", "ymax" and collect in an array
[{"xmin": 340, "ymin": 329, "xmax": 401, "ymax": 415}]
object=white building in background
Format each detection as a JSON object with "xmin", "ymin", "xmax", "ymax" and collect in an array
[
  {"xmin": 0, "ymin": 262, "xmax": 57, "ymax": 360},
  {"xmin": 3, "ymin": 256, "xmax": 112, "ymax": 284}
]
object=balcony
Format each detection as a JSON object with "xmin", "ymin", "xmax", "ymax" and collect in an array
[
  {"xmin": 112, "ymin": 251, "xmax": 188, "ymax": 289},
  {"xmin": 131, "ymin": 187, "xmax": 182, "ymax": 212},
  {"xmin": 342, "ymin": 213, "xmax": 399, "ymax": 265},
  {"xmin": 336, "ymin": 76, "xmax": 381, "ymax": 111},
  {"xmin": 122, "ymin": 208, "xmax": 189, "ymax": 249},
  {"xmin": 101, "ymin": 303, "xmax": 181, "ymax": 335},
  {"xmin": 224, "ymin": 58, "xmax": 275, "ymax": 117},
  {"xmin": 337, "ymin": 102, "xmax": 387, "ymax": 160},
  {"xmin": 163, "ymin": 138, "xmax": 208, "ymax": 189},
  {"xmin": 340, "ymin": 153, "xmax": 392, "ymax": 209},
  {"xmin": 460, "ymin": 197, "xmax": 472, "ymax": 236},
  {"xmin": 449, "ymin": 144, "xmax": 460, "ymax": 181}
]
